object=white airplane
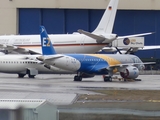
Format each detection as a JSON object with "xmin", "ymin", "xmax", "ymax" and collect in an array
[
  {"xmin": 0, "ymin": 54, "xmax": 74, "ymax": 78},
  {"xmin": 0, "ymin": 0, "xmax": 152, "ymax": 55}
]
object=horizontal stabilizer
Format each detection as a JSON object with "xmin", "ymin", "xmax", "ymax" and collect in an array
[
  {"xmin": 78, "ymin": 29, "xmax": 117, "ymax": 43},
  {"xmin": 118, "ymin": 32, "xmax": 154, "ymax": 39},
  {"xmin": 36, "ymin": 55, "xmax": 64, "ymax": 61},
  {"xmin": 78, "ymin": 29, "xmax": 105, "ymax": 43}
]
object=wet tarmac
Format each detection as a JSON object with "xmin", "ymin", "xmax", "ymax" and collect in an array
[{"xmin": 0, "ymin": 73, "xmax": 159, "ymax": 105}]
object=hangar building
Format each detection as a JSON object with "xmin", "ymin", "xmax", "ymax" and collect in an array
[{"xmin": 0, "ymin": 0, "xmax": 160, "ymax": 59}]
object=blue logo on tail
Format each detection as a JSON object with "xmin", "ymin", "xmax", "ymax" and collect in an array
[
  {"xmin": 40, "ymin": 26, "xmax": 56, "ymax": 55},
  {"xmin": 42, "ymin": 37, "xmax": 51, "ymax": 47}
]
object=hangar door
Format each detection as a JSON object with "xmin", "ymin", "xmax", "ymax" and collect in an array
[{"xmin": 19, "ymin": 9, "xmax": 93, "ymax": 35}]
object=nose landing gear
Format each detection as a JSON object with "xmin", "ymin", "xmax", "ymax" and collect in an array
[{"xmin": 74, "ymin": 75, "xmax": 82, "ymax": 81}]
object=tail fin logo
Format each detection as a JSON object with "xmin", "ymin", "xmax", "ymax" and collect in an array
[
  {"xmin": 41, "ymin": 28, "xmax": 45, "ymax": 33},
  {"xmin": 108, "ymin": 6, "xmax": 112, "ymax": 10},
  {"xmin": 43, "ymin": 37, "xmax": 51, "ymax": 47}
]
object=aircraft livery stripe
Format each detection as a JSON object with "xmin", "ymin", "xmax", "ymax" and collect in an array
[
  {"xmin": 16, "ymin": 43, "xmax": 108, "ymax": 48},
  {"xmin": 87, "ymin": 54, "xmax": 121, "ymax": 66}
]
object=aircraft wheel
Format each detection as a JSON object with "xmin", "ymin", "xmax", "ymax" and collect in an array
[
  {"xmin": 109, "ymin": 76, "xmax": 112, "ymax": 82},
  {"xmin": 104, "ymin": 76, "xmax": 109, "ymax": 82},
  {"xmin": 78, "ymin": 76, "xmax": 82, "ymax": 81},
  {"xmin": 28, "ymin": 74, "xmax": 35, "ymax": 78},
  {"xmin": 74, "ymin": 76, "xmax": 82, "ymax": 81},
  {"xmin": 104, "ymin": 76, "xmax": 112, "ymax": 82},
  {"xmin": 27, "ymin": 69, "xmax": 36, "ymax": 78},
  {"xmin": 18, "ymin": 74, "xmax": 26, "ymax": 78},
  {"xmin": 74, "ymin": 76, "xmax": 78, "ymax": 81}
]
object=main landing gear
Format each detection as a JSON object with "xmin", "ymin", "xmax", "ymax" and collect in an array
[
  {"xmin": 103, "ymin": 76, "xmax": 112, "ymax": 82},
  {"xmin": 18, "ymin": 74, "xmax": 26, "ymax": 78},
  {"xmin": 18, "ymin": 68, "xmax": 38, "ymax": 78},
  {"xmin": 18, "ymin": 73, "xmax": 35, "ymax": 78},
  {"xmin": 74, "ymin": 75, "xmax": 82, "ymax": 81},
  {"xmin": 74, "ymin": 72, "xmax": 83, "ymax": 81}
]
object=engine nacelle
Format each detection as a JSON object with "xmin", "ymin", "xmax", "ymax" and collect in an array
[{"xmin": 120, "ymin": 66, "xmax": 139, "ymax": 79}]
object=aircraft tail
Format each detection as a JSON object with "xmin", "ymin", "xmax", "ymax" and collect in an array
[
  {"xmin": 93, "ymin": 0, "xmax": 119, "ymax": 34},
  {"xmin": 40, "ymin": 26, "xmax": 56, "ymax": 55}
]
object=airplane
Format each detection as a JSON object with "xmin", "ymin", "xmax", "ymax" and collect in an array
[
  {"xmin": 0, "ymin": 54, "xmax": 75, "ymax": 78},
  {"xmin": 36, "ymin": 26, "xmax": 155, "ymax": 82},
  {"xmin": 0, "ymin": 0, "xmax": 152, "ymax": 55}
]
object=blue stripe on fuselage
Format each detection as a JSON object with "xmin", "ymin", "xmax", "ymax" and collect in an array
[{"xmin": 67, "ymin": 54, "xmax": 109, "ymax": 74}]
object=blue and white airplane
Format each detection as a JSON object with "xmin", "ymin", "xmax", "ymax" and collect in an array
[{"xmin": 37, "ymin": 26, "xmax": 155, "ymax": 82}]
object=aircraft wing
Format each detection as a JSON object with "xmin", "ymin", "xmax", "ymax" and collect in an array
[
  {"xmin": 14, "ymin": 48, "xmax": 41, "ymax": 54},
  {"xmin": 0, "ymin": 44, "xmax": 41, "ymax": 54},
  {"xmin": 98, "ymin": 62, "xmax": 155, "ymax": 72},
  {"xmin": 101, "ymin": 45, "xmax": 160, "ymax": 53},
  {"xmin": 109, "ymin": 62, "xmax": 155, "ymax": 68},
  {"xmin": 0, "ymin": 44, "xmax": 17, "ymax": 49}
]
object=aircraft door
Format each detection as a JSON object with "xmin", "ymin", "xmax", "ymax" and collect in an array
[
  {"xmin": 80, "ymin": 36, "xmax": 85, "ymax": 45},
  {"xmin": 66, "ymin": 57, "xmax": 69, "ymax": 67},
  {"xmin": 65, "ymin": 56, "xmax": 80, "ymax": 71},
  {"xmin": 80, "ymin": 36, "xmax": 85, "ymax": 53}
]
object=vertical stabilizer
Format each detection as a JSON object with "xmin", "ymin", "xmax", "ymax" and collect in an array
[
  {"xmin": 40, "ymin": 26, "xmax": 56, "ymax": 55},
  {"xmin": 93, "ymin": 0, "xmax": 119, "ymax": 34}
]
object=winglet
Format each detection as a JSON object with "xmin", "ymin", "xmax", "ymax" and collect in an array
[{"xmin": 40, "ymin": 26, "xmax": 56, "ymax": 55}]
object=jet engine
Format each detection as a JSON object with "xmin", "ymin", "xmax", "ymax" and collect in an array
[{"xmin": 120, "ymin": 66, "xmax": 139, "ymax": 79}]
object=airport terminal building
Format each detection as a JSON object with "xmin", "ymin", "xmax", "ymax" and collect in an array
[{"xmin": 1, "ymin": 0, "xmax": 160, "ymax": 59}]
